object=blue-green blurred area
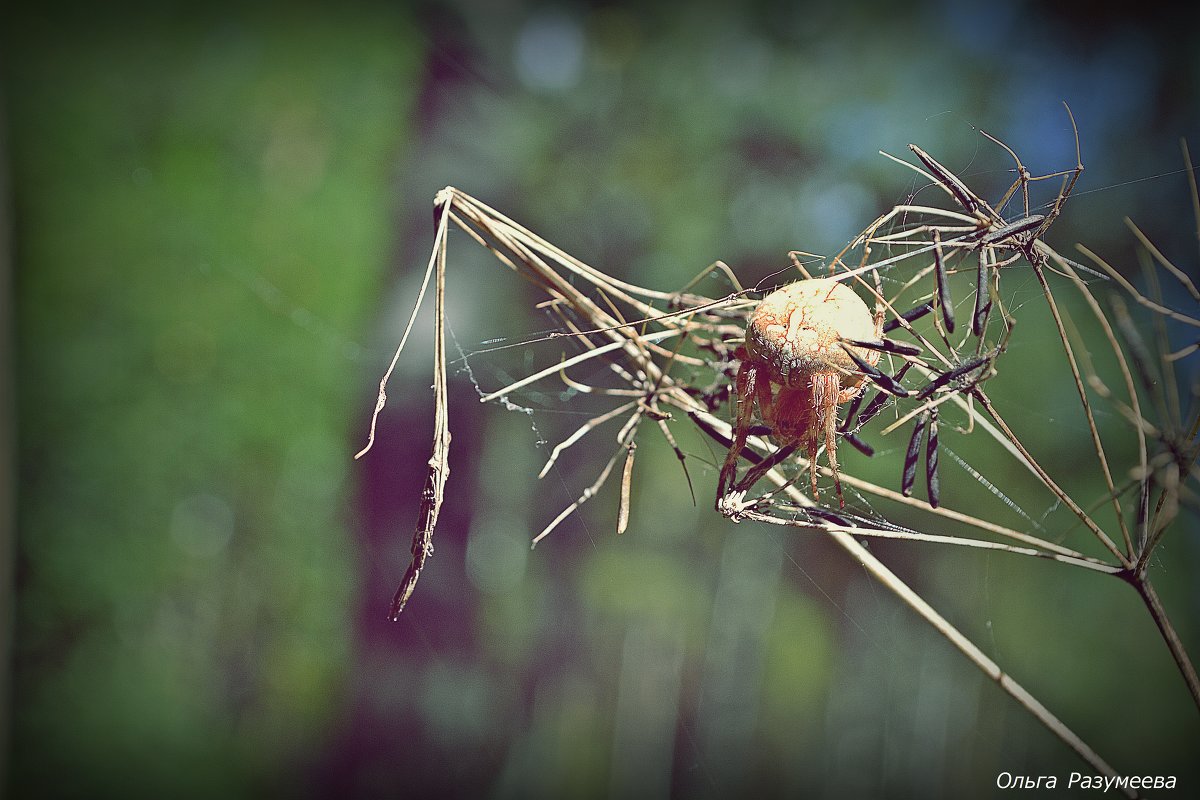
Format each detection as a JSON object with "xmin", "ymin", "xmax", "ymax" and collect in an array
[{"xmin": 5, "ymin": 1, "xmax": 1198, "ymax": 798}]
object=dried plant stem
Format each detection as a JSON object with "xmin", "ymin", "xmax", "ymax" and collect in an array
[
  {"xmin": 539, "ymin": 401, "xmax": 638, "ymax": 478},
  {"xmin": 387, "ymin": 192, "xmax": 453, "ymax": 619},
  {"xmin": 1131, "ymin": 577, "xmax": 1200, "ymax": 712},
  {"xmin": 1079, "ymin": 244, "xmax": 1200, "ymax": 329},
  {"xmin": 1046, "ymin": 252, "xmax": 1150, "ymax": 545},
  {"xmin": 1027, "ymin": 247, "xmax": 1200, "ymax": 710},
  {"xmin": 687, "ymin": 404, "xmax": 1119, "ymax": 571},
  {"xmin": 361, "ymin": 167, "xmax": 1190, "ymax": 787},
  {"xmin": 739, "ymin": 508, "xmax": 1122, "ymax": 573},
  {"xmin": 973, "ymin": 391, "xmax": 1128, "ymax": 565},
  {"xmin": 1028, "ymin": 254, "xmax": 1134, "ymax": 556},
  {"xmin": 1126, "ymin": 218, "xmax": 1200, "ymax": 301},
  {"xmin": 479, "ymin": 329, "xmax": 682, "ymax": 403},
  {"xmin": 762, "ymin": 469, "xmax": 1134, "ymax": 797},
  {"xmin": 1028, "ymin": 251, "xmax": 1200, "ymax": 712},
  {"xmin": 689, "ymin": 404, "xmax": 1130, "ymax": 783}
]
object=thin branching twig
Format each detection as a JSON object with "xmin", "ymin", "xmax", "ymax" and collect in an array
[{"xmin": 359, "ymin": 123, "xmax": 1198, "ymax": 789}]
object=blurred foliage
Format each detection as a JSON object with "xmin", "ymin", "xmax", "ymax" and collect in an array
[
  {"xmin": 8, "ymin": 4, "xmax": 420, "ymax": 796},
  {"xmin": 6, "ymin": 1, "xmax": 1199, "ymax": 798}
]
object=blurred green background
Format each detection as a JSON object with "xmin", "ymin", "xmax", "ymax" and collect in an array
[{"xmin": 5, "ymin": 1, "xmax": 1199, "ymax": 798}]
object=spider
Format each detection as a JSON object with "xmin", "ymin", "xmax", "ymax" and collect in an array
[
  {"xmin": 363, "ymin": 115, "xmax": 1081, "ymax": 613},
  {"xmin": 717, "ymin": 277, "xmax": 889, "ymax": 508}
]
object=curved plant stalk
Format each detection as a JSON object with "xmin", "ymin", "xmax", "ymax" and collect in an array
[
  {"xmin": 1027, "ymin": 253, "xmax": 1134, "ymax": 555},
  {"xmin": 356, "ymin": 169, "xmax": 1165, "ymax": 786},
  {"xmin": 1055, "ymin": 230, "xmax": 1200, "ymax": 712},
  {"xmin": 360, "ymin": 125, "xmax": 1200, "ymax": 786},
  {"xmin": 686, "ymin": 407, "xmax": 1121, "ymax": 574},
  {"xmin": 682, "ymin": 407, "xmax": 1130, "ymax": 790},
  {"xmin": 767, "ymin": 476, "xmax": 1130, "ymax": 792}
]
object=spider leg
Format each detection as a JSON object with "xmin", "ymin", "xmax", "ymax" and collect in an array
[
  {"xmin": 735, "ymin": 441, "xmax": 800, "ymax": 495},
  {"xmin": 838, "ymin": 389, "xmax": 867, "ymax": 434},
  {"xmin": 717, "ymin": 361, "xmax": 759, "ymax": 503},
  {"xmin": 805, "ymin": 427, "xmax": 821, "ymax": 501},
  {"xmin": 695, "ymin": 404, "xmax": 799, "ymax": 500},
  {"xmin": 836, "ymin": 384, "xmax": 876, "ymax": 457},
  {"xmin": 826, "ymin": 378, "xmax": 848, "ymax": 507},
  {"xmin": 688, "ymin": 412, "xmax": 762, "ymax": 465},
  {"xmin": 734, "ymin": 382, "xmax": 808, "ymax": 498},
  {"xmin": 811, "ymin": 373, "xmax": 846, "ymax": 506}
]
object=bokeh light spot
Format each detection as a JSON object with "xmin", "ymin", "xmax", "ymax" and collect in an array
[
  {"xmin": 170, "ymin": 493, "xmax": 234, "ymax": 558},
  {"xmin": 515, "ymin": 10, "xmax": 585, "ymax": 91},
  {"xmin": 466, "ymin": 516, "xmax": 529, "ymax": 594}
]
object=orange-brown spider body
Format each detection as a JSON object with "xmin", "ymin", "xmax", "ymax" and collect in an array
[{"xmin": 720, "ymin": 278, "xmax": 882, "ymax": 507}]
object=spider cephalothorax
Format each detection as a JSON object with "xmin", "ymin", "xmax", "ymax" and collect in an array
[{"xmin": 719, "ymin": 278, "xmax": 883, "ymax": 507}]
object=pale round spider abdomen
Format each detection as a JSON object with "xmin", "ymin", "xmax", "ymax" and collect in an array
[{"xmin": 745, "ymin": 278, "xmax": 879, "ymax": 389}]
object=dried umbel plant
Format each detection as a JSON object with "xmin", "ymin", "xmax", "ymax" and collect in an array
[{"xmin": 357, "ymin": 108, "xmax": 1197, "ymax": 794}]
